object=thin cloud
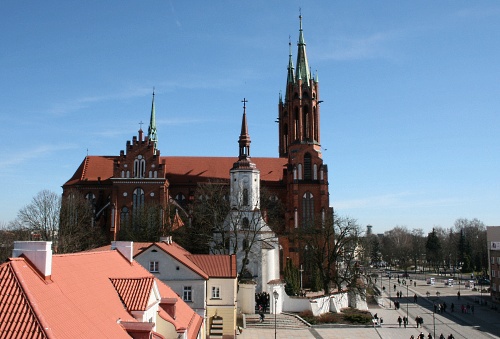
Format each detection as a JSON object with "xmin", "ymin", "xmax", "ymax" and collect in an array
[
  {"xmin": 0, "ymin": 144, "xmax": 76, "ymax": 170},
  {"xmin": 318, "ymin": 31, "xmax": 401, "ymax": 61},
  {"xmin": 335, "ymin": 192, "xmax": 460, "ymax": 210}
]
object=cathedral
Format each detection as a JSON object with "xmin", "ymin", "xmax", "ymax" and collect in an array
[{"xmin": 63, "ymin": 16, "xmax": 330, "ymax": 284}]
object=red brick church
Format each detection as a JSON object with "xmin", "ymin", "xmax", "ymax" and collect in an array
[{"xmin": 63, "ymin": 16, "xmax": 330, "ymax": 276}]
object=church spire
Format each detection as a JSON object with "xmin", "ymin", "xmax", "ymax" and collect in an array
[
  {"xmin": 238, "ymin": 98, "xmax": 251, "ymax": 160},
  {"xmin": 296, "ymin": 14, "xmax": 310, "ymax": 83},
  {"xmin": 287, "ymin": 36, "xmax": 295, "ymax": 84},
  {"xmin": 148, "ymin": 90, "xmax": 158, "ymax": 150}
]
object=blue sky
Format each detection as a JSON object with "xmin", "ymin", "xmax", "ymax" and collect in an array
[{"xmin": 1, "ymin": 1, "xmax": 499, "ymax": 234}]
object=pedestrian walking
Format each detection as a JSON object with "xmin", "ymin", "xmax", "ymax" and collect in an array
[
  {"xmin": 398, "ymin": 316, "xmax": 402, "ymax": 327},
  {"xmin": 414, "ymin": 293, "xmax": 418, "ymax": 302},
  {"xmin": 457, "ymin": 291, "xmax": 460, "ymax": 299},
  {"xmin": 258, "ymin": 305, "xmax": 265, "ymax": 323},
  {"xmin": 428, "ymin": 333, "xmax": 433, "ymax": 339},
  {"xmin": 439, "ymin": 334, "xmax": 445, "ymax": 339},
  {"xmin": 403, "ymin": 316, "xmax": 408, "ymax": 328}
]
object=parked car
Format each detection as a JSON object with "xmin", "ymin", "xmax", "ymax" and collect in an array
[{"xmin": 478, "ymin": 278, "xmax": 490, "ymax": 285}]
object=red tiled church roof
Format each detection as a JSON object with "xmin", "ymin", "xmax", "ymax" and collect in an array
[
  {"xmin": 110, "ymin": 277, "xmax": 155, "ymax": 311},
  {"xmin": 64, "ymin": 155, "xmax": 286, "ymax": 185},
  {"xmin": 0, "ymin": 262, "xmax": 48, "ymax": 339}
]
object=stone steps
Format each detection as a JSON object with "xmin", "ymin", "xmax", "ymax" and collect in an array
[{"xmin": 245, "ymin": 313, "xmax": 309, "ymax": 329}]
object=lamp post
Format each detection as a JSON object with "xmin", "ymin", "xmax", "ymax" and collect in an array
[
  {"xmin": 433, "ymin": 310, "xmax": 436, "ymax": 339},
  {"xmin": 406, "ymin": 283, "xmax": 409, "ymax": 319},
  {"xmin": 273, "ymin": 291, "xmax": 279, "ymax": 339},
  {"xmin": 389, "ymin": 276, "xmax": 392, "ymax": 308}
]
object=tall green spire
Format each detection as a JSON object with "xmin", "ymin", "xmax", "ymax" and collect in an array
[
  {"xmin": 148, "ymin": 90, "xmax": 158, "ymax": 150},
  {"xmin": 296, "ymin": 14, "xmax": 310, "ymax": 83}
]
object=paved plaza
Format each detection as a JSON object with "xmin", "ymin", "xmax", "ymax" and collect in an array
[{"xmin": 238, "ymin": 275, "xmax": 500, "ymax": 339}]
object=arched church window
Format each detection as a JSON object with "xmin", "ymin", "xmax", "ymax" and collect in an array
[
  {"xmin": 133, "ymin": 188, "xmax": 145, "ymax": 210},
  {"xmin": 242, "ymin": 188, "xmax": 249, "ymax": 206},
  {"xmin": 304, "ymin": 153, "xmax": 312, "ymax": 180},
  {"xmin": 313, "ymin": 106, "xmax": 319, "ymax": 141},
  {"xmin": 293, "ymin": 166, "xmax": 297, "ymax": 181},
  {"xmin": 303, "ymin": 105, "xmax": 310, "ymax": 139},
  {"xmin": 134, "ymin": 155, "xmax": 146, "ymax": 178},
  {"xmin": 283, "ymin": 123, "xmax": 289, "ymax": 154},
  {"xmin": 297, "ymin": 164, "xmax": 303, "ymax": 180},
  {"xmin": 302, "ymin": 91, "xmax": 309, "ymax": 99},
  {"xmin": 120, "ymin": 206, "xmax": 130, "ymax": 228},
  {"xmin": 175, "ymin": 193, "xmax": 186, "ymax": 203},
  {"xmin": 302, "ymin": 192, "xmax": 314, "ymax": 228},
  {"xmin": 313, "ymin": 164, "xmax": 318, "ymax": 180},
  {"xmin": 242, "ymin": 217, "xmax": 250, "ymax": 229},
  {"xmin": 85, "ymin": 192, "xmax": 96, "ymax": 205},
  {"xmin": 294, "ymin": 107, "xmax": 299, "ymax": 140},
  {"xmin": 320, "ymin": 166, "xmax": 324, "ymax": 181}
]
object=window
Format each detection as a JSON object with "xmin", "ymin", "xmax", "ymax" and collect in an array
[
  {"xmin": 211, "ymin": 286, "xmax": 220, "ymax": 299},
  {"xmin": 149, "ymin": 261, "xmax": 159, "ymax": 273},
  {"xmin": 302, "ymin": 192, "xmax": 314, "ymax": 228},
  {"xmin": 133, "ymin": 155, "xmax": 146, "ymax": 178},
  {"xmin": 133, "ymin": 188, "xmax": 145, "ymax": 210},
  {"xmin": 242, "ymin": 217, "xmax": 249, "ymax": 229},
  {"xmin": 183, "ymin": 286, "xmax": 192, "ymax": 302},
  {"xmin": 497, "ymin": 257, "xmax": 500, "ymax": 265},
  {"xmin": 492, "ymin": 257, "xmax": 495, "ymax": 264},
  {"xmin": 304, "ymin": 153, "xmax": 312, "ymax": 180},
  {"xmin": 243, "ymin": 188, "xmax": 249, "ymax": 206},
  {"xmin": 493, "ymin": 270, "xmax": 496, "ymax": 278},
  {"xmin": 120, "ymin": 207, "xmax": 130, "ymax": 228}
]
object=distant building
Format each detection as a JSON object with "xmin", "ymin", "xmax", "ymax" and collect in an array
[
  {"xmin": 487, "ymin": 226, "xmax": 500, "ymax": 303},
  {"xmin": 62, "ymin": 16, "xmax": 330, "ymax": 286},
  {"xmin": 0, "ymin": 241, "xmax": 202, "ymax": 338}
]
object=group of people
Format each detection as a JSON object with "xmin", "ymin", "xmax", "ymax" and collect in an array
[
  {"xmin": 415, "ymin": 315, "xmax": 424, "ymax": 328},
  {"xmin": 255, "ymin": 292, "xmax": 270, "ymax": 323},
  {"xmin": 397, "ymin": 315, "xmax": 409, "ymax": 328},
  {"xmin": 433, "ymin": 301, "xmax": 448, "ymax": 313},
  {"xmin": 409, "ymin": 333, "xmax": 454, "ymax": 339}
]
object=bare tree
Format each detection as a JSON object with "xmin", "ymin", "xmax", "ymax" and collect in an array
[
  {"xmin": 118, "ymin": 201, "xmax": 165, "ymax": 243},
  {"xmin": 300, "ymin": 212, "xmax": 362, "ymax": 294},
  {"xmin": 58, "ymin": 190, "xmax": 107, "ymax": 253},
  {"xmin": 16, "ymin": 190, "xmax": 60, "ymax": 242}
]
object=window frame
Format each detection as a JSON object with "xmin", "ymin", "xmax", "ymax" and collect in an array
[
  {"xmin": 149, "ymin": 261, "xmax": 159, "ymax": 273},
  {"xmin": 183, "ymin": 286, "xmax": 193, "ymax": 302},
  {"xmin": 211, "ymin": 286, "xmax": 221, "ymax": 299}
]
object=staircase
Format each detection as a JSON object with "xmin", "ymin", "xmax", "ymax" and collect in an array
[
  {"xmin": 245, "ymin": 313, "xmax": 309, "ymax": 329},
  {"xmin": 209, "ymin": 316, "xmax": 223, "ymax": 339}
]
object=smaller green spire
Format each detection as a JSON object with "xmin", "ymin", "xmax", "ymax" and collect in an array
[{"xmin": 287, "ymin": 37, "xmax": 295, "ymax": 84}]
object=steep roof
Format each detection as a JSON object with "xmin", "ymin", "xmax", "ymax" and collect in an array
[
  {"xmin": 64, "ymin": 155, "xmax": 286, "ymax": 186},
  {"xmin": 1, "ymin": 249, "xmax": 201, "ymax": 338},
  {"xmin": 110, "ymin": 277, "xmax": 155, "ymax": 311},
  {"xmin": 163, "ymin": 156, "xmax": 286, "ymax": 183},
  {"xmin": 0, "ymin": 262, "xmax": 48, "ymax": 339},
  {"xmin": 187, "ymin": 254, "xmax": 237, "ymax": 278},
  {"xmin": 64, "ymin": 155, "xmax": 116, "ymax": 186}
]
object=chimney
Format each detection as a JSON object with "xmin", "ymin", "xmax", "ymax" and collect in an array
[
  {"xmin": 160, "ymin": 297, "xmax": 177, "ymax": 319},
  {"xmin": 12, "ymin": 241, "xmax": 52, "ymax": 280},
  {"xmin": 111, "ymin": 241, "xmax": 134, "ymax": 263},
  {"xmin": 159, "ymin": 236, "xmax": 172, "ymax": 244}
]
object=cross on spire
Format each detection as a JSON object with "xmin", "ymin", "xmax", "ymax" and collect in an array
[
  {"xmin": 139, "ymin": 121, "xmax": 144, "ymax": 130},
  {"xmin": 241, "ymin": 97, "xmax": 248, "ymax": 111}
]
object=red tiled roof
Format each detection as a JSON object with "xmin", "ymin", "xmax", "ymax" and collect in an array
[
  {"xmin": 63, "ymin": 155, "xmax": 116, "ymax": 186},
  {"xmin": 110, "ymin": 277, "xmax": 155, "ymax": 311},
  {"xmin": 3, "ymin": 249, "xmax": 201, "ymax": 338},
  {"xmin": 155, "ymin": 280, "xmax": 203, "ymax": 339},
  {"xmin": 187, "ymin": 254, "xmax": 237, "ymax": 278},
  {"xmin": 64, "ymin": 155, "xmax": 286, "ymax": 186},
  {"xmin": 0, "ymin": 262, "xmax": 48, "ymax": 339},
  {"xmin": 143, "ymin": 242, "xmax": 209, "ymax": 280},
  {"xmin": 163, "ymin": 156, "xmax": 286, "ymax": 183}
]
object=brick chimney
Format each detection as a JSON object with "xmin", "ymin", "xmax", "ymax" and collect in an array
[
  {"xmin": 12, "ymin": 241, "xmax": 52, "ymax": 280},
  {"xmin": 111, "ymin": 241, "xmax": 134, "ymax": 263}
]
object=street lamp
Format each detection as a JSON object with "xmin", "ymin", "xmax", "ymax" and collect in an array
[
  {"xmin": 273, "ymin": 291, "xmax": 279, "ymax": 339},
  {"xmin": 406, "ymin": 283, "xmax": 409, "ymax": 319},
  {"xmin": 389, "ymin": 275, "xmax": 392, "ymax": 308}
]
